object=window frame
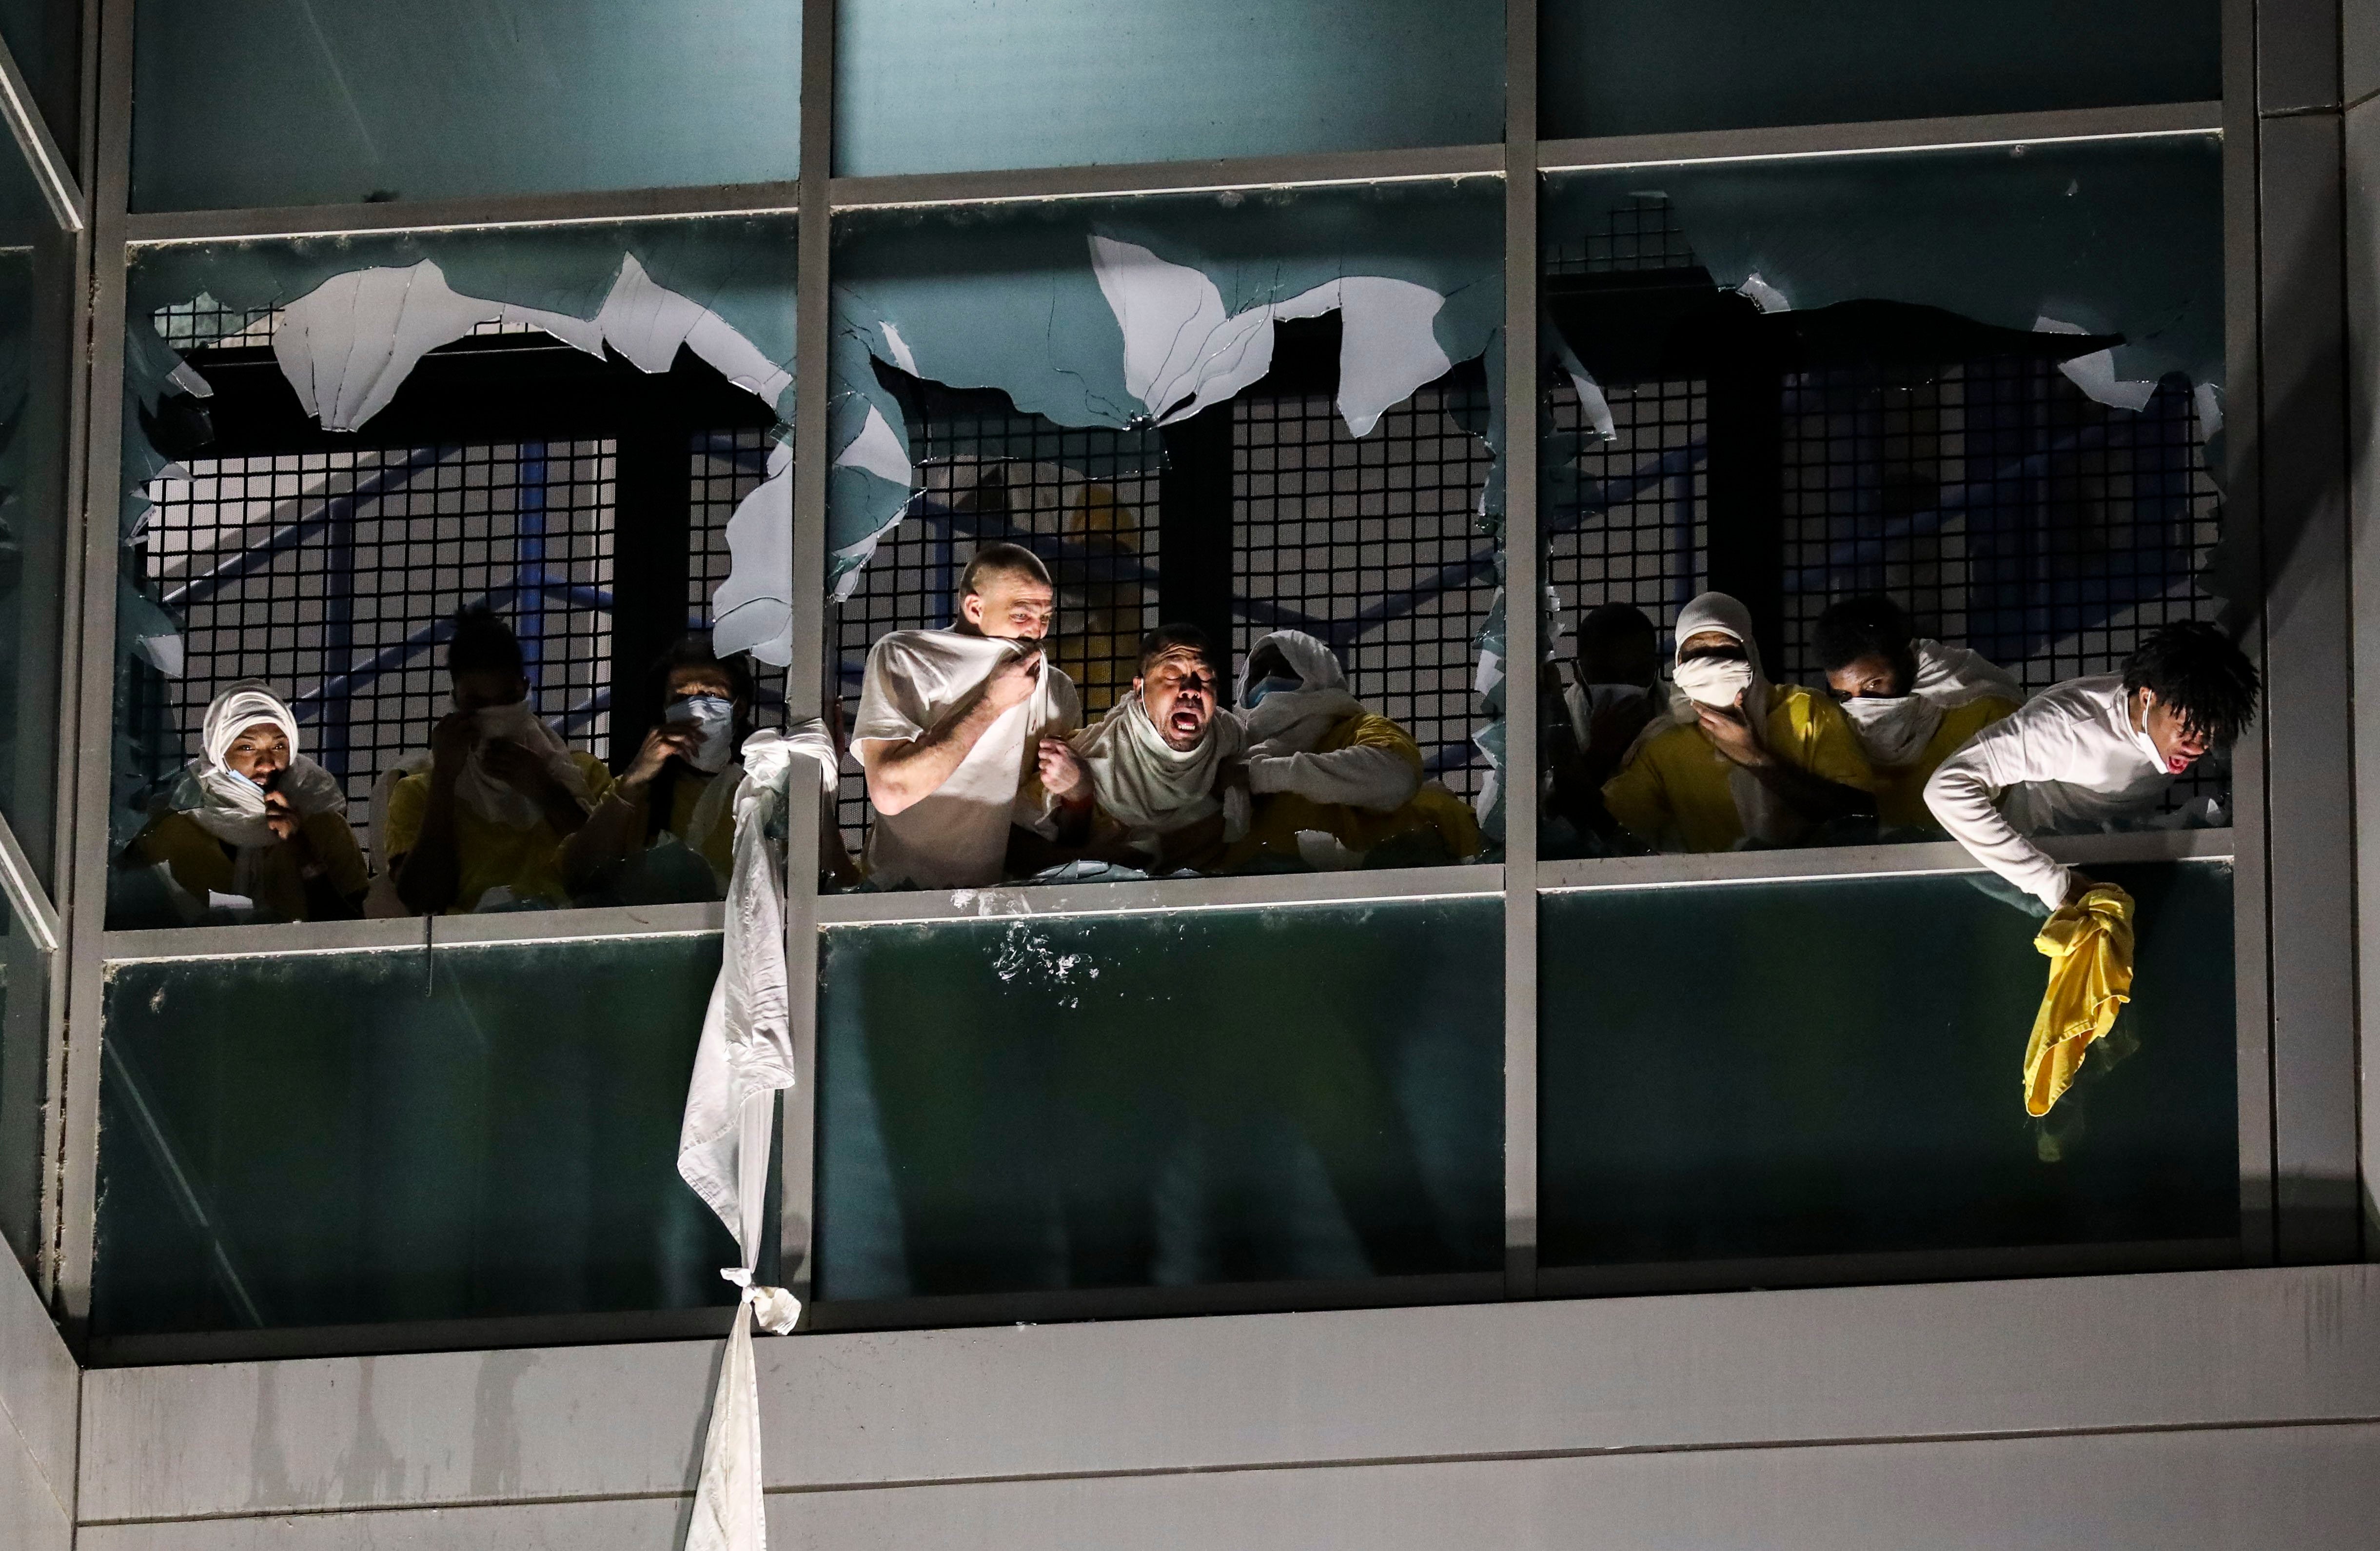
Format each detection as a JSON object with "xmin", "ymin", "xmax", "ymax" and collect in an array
[{"xmin": 42, "ymin": 0, "xmax": 2316, "ymax": 1355}]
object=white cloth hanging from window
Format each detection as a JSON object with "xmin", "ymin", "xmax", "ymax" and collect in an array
[{"xmin": 677, "ymin": 729, "xmax": 820, "ymax": 1551}]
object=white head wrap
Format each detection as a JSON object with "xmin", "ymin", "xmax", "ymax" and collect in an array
[
  {"xmin": 1841, "ymin": 638, "xmax": 2028, "ymax": 768},
  {"xmin": 1071, "ymin": 684, "xmax": 1247, "ymax": 853},
  {"xmin": 1237, "ymin": 629, "xmax": 1366, "ymax": 755},
  {"xmin": 1625, "ymin": 592, "xmax": 1800, "ymax": 845},
  {"xmin": 170, "ymin": 680, "xmax": 348, "ymax": 855}
]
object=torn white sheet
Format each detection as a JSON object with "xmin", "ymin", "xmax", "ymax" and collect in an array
[
  {"xmin": 1551, "ymin": 330, "xmax": 1617, "ymax": 442},
  {"xmin": 2035, "ymin": 315, "xmax": 2159, "ymax": 413},
  {"xmin": 1737, "ymin": 273, "xmax": 1791, "ymax": 314},
  {"xmin": 2193, "ymin": 380, "xmax": 2223, "ymax": 438},
  {"xmin": 267, "ymin": 257, "xmax": 790, "ymax": 435},
  {"xmin": 878, "ymin": 320, "xmax": 919, "ymax": 376},
  {"xmin": 678, "ymin": 733, "xmax": 808, "ymax": 1551},
  {"xmin": 1088, "ymin": 237, "xmax": 1452, "ymax": 437},
  {"xmin": 834, "ymin": 403, "xmax": 913, "ymax": 487},
  {"xmin": 710, "ymin": 442, "xmax": 794, "ymax": 666}
]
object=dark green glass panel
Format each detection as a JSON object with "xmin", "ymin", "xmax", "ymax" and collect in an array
[
  {"xmin": 93, "ymin": 935, "xmax": 737, "ymax": 1338},
  {"xmin": 1542, "ymin": 1, "xmax": 2219, "ymax": 141},
  {"xmin": 1539, "ymin": 860, "xmax": 2237, "ymax": 1268},
  {"xmin": 0, "ymin": 892, "xmax": 43, "ymax": 1276},
  {"xmin": 817, "ymin": 899, "xmax": 1503, "ymax": 1300}
]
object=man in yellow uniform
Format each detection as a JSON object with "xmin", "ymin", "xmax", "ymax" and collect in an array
[
  {"xmin": 1221, "ymin": 629, "xmax": 1480, "ymax": 870},
  {"xmin": 1602, "ymin": 592, "xmax": 1874, "ymax": 852},
  {"xmin": 1813, "ymin": 594, "xmax": 2025, "ymax": 831},
  {"xmin": 384, "ymin": 607, "xmax": 613, "ymax": 913}
]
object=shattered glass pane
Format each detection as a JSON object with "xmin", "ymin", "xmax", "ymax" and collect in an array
[
  {"xmin": 131, "ymin": 0, "xmax": 800, "ymax": 210},
  {"xmin": 111, "ymin": 219, "xmax": 795, "ymax": 926},
  {"xmin": 826, "ymin": 182, "xmax": 1507, "ymax": 865},
  {"xmin": 816, "ymin": 898, "xmax": 1502, "ymax": 1300},
  {"xmin": 1532, "ymin": 138, "xmax": 2227, "ymax": 859},
  {"xmin": 836, "ymin": 0, "xmax": 1501, "ymax": 176},
  {"xmin": 1541, "ymin": 0, "xmax": 2220, "ymax": 140},
  {"xmin": 1538, "ymin": 860, "xmax": 2237, "ymax": 1266}
]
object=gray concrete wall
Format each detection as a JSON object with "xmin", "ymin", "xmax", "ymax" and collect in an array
[
  {"xmin": 69, "ymin": 1265, "xmax": 2380, "ymax": 1550},
  {"xmin": 0, "ymin": 1264, "xmax": 78, "ymax": 1551}
]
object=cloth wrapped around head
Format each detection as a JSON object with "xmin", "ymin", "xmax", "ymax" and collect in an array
[
  {"xmin": 1236, "ymin": 628, "xmax": 1365, "ymax": 755},
  {"xmin": 1625, "ymin": 591, "xmax": 1799, "ymax": 845},
  {"xmin": 1071, "ymin": 689, "xmax": 1247, "ymax": 851},
  {"xmin": 1840, "ymin": 639, "xmax": 2028, "ymax": 767},
  {"xmin": 171, "ymin": 680, "xmax": 348, "ymax": 850}
]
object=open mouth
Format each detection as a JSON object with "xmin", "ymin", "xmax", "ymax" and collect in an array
[
  {"xmin": 1167, "ymin": 709, "xmax": 1204, "ymax": 738},
  {"xmin": 2166, "ymin": 753, "xmax": 2196, "ymax": 775}
]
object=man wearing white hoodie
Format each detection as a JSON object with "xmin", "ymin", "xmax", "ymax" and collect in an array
[
  {"xmin": 1812, "ymin": 594, "xmax": 2026, "ymax": 831},
  {"xmin": 387, "ymin": 606, "xmax": 612, "ymax": 914}
]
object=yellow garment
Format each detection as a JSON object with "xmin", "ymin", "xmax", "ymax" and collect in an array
[
  {"xmin": 383, "ymin": 751, "xmax": 613, "ymax": 913},
  {"xmin": 132, "ymin": 808, "xmax": 370, "ymax": 921},
  {"xmin": 2023, "ymin": 883, "xmax": 2135, "ymax": 1117},
  {"xmin": 667, "ymin": 771, "xmax": 735, "ymax": 875},
  {"xmin": 1051, "ymin": 483, "xmax": 1146, "ymax": 714},
  {"xmin": 1223, "ymin": 713, "xmax": 1481, "ymax": 867},
  {"xmin": 1871, "ymin": 696, "xmax": 2020, "ymax": 829},
  {"xmin": 1601, "ymin": 684, "xmax": 1874, "ymax": 852}
]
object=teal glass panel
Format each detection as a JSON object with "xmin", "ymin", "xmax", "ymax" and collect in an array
[
  {"xmin": 1538, "ymin": 860, "xmax": 2237, "ymax": 1269},
  {"xmin": 835, "ymin": 0, "xmax": 1501, "ymax": 177},
  {"xmin": 0, "ymin": 891, "xmax": 47, "ymax": 1276},
  {"xmin": 0, "ymin": 139, "xmax": 68, "ymax": 892},
  {"xmin": 91, "ymin": 935, "xmax": 737, "ymax": 1338},
  {"xmin": 131, "ymin": 0, "xmax": 800, "ymax": 211},
  {"xmin": 1541, "ymin": 1, "xmax": 2219, "ymax": 141},
  {"xmin": 0, "ymin": 0, "xmax": 78, "ymax": 165},
  {"xmin": 816, "ymin": 898, "xmax": 1503, "ymax": 1300}
]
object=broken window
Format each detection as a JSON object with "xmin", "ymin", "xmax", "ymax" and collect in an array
[
  {"xmin": 827, "ymin": 179, "xmax": 1506, "ymax": 877},
  {"xmin": 113, "ymin": 218, "xmax": 795, "ymax": 927},
  {"xmin": 835, "ymin": 0, "xmax": 1502, "ymax": 177},
  {"xmin": 131, "ymin": 0, "xmax": 801, "ymax": 210},
  {"xmin": 1541, "ymin": 0, "xmax": 2220, "ymax": 140},
  {"xmin": 1534, "ymin": 135, "xmax": 2227, "ymax": 856}
]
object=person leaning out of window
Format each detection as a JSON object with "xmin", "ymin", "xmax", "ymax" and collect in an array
[
  {"xmin": 121, "ymin": 681, "xmax": 369, "ymax": 923},
  {"xmin": 383, "ymin": 607, "xmax": 613, "ymax": 914},
  {"xmin": 1601, "ymin": 591, "xmax": 1876, "ymax": 853},
  {"xmin": 563, "ymin": 634, "xmax": 858, "ymax": 901}
]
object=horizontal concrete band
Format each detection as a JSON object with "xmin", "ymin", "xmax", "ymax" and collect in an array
[
  {"xmin": 77, "ymin": 1264, "xmax": 2380, "ymax": 1525},
  {"xmin": 71, "ymin": 1421, "xmax": 2380, "ymax": 1551}
]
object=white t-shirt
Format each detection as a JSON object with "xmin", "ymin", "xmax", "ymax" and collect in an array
[
  {"xmin": 1923, "ymin": 674, "xmax": 2170, "ymax": 909},
  {"xmin": 852, "ymin": 629, "xmax": 1081, "ymax": 889}
]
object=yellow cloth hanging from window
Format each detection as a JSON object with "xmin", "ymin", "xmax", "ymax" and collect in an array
[{"xmin": 2023, "ymin": 883, "xmax": 2135, "ymax": 1117}]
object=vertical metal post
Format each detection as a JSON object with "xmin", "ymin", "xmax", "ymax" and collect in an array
[
  {"xmin": 2221, "ymin": 0, "xmax": 2276, "ymax": 1263},
  {"xmin": 1501, "ymin": 0, "xmax": 1540, "ymax": 1300},
  {"xmin": 53, "ymin": 0, "xmax": 133, "ymax": 1327},
  {"xmin": 779, "ymin": 0, "xmax": 834, "ymax": 1308},
  {"xmin": 516, "ymin": 442, "xmax": 549, "ymax": 695}
]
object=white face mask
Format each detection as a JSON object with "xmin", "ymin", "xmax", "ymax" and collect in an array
[
  {"xmin": 1672, "ymin": 655, "xmax": 1753, "ymax": 708},
  {"xmin": 1840, "ymin": 692, "xmax": 1944, "ymax": 767},
  {"xmin": 666, "ymin": 694, "xmax": 736, "ymax": 774}
]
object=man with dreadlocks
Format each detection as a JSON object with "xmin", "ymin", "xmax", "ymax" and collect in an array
[{"xmin": 1926, "ymin": 621, "xmax": 2260, "ymax": 912}]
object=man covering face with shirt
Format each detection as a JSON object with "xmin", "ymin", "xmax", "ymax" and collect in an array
[
  {"xmin": 853, "ymin": 542, "xmax": 1092, "ymax": 889},
  {"xmin": 1925, "ymin": 621, "xmax": 2260, "ymax": 911}
]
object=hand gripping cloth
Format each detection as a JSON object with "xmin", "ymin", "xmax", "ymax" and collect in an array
[{"xmin": 2023, "ymin": 882, "xmax": 2135, "ymax": 1117}]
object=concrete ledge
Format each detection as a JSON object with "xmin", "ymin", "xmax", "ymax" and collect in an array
[{"xmin": 77, "ymin": 1264, "xmax": 2380, "ymax": 1525}]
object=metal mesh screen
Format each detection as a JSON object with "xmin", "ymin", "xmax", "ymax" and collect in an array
[
  {"xmin": 1546, "ymin": 378, "xmax": 1709, "ymax": 651},
  {"xmin": 690, "ymin": 427, "xmax": 787, "ymax": 721},
  {"xmin": 829, "ymin": 404, "xmax": 1166, "ymax": 845},
  {"xmin": 1233, "ymin": 384, "xmax": 1496, "ymax": 793},
  {"xmin": 136, "ymin": 426, "xmax": 785, "ymax": 855}
]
